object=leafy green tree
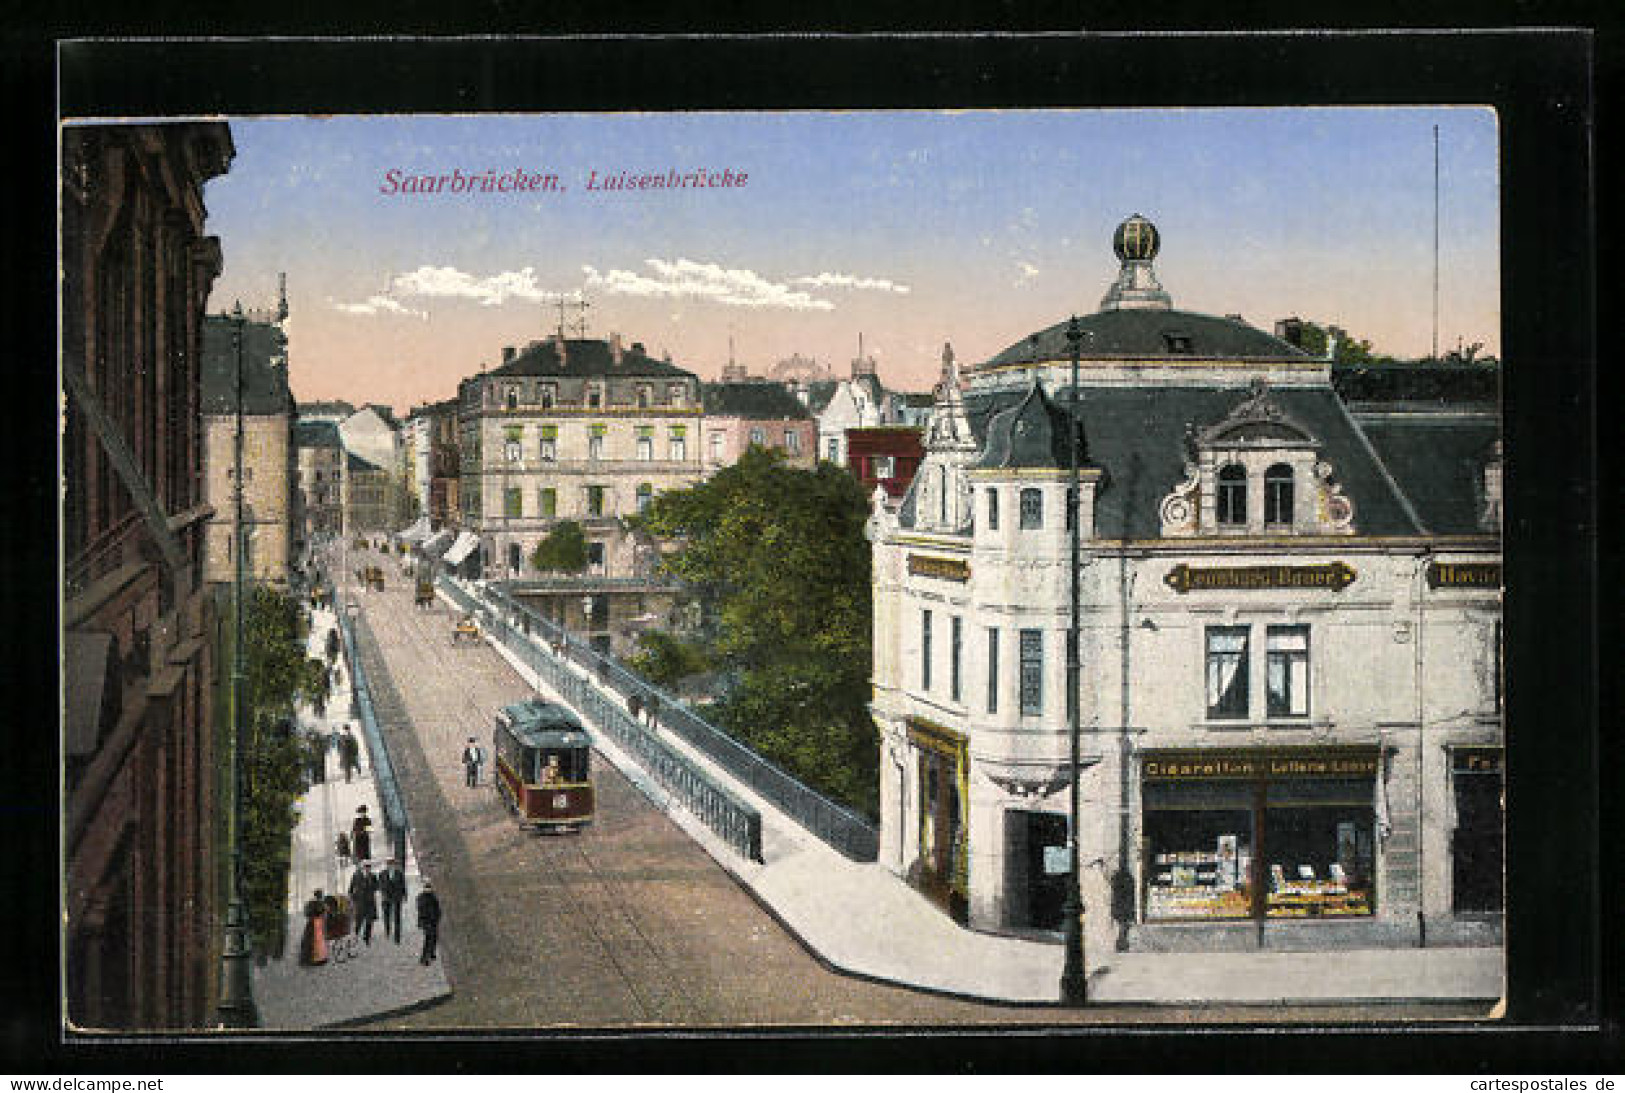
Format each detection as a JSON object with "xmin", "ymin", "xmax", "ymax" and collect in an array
[
  {"xmin": 234, "ymin": 585, "xmax": 328, "ymax": 953},
  {"xmin": 1294, "ymin": 321, "xmax": 1395, "ymax": 364},
  {"xmin": 641, "ymin": 446, "xmax": 878, "ymax": 817},
  {"xmin": 626, "ymin": 629, "xmax": 713, "ymax": 689},
  {"xmin": 531, "ymin": 520, "xmax": 589, "ymax": 574}
]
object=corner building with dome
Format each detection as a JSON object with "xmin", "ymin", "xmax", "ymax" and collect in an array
[{"xmin": 867, "ymin": 216, "xmax": 1503, "ymax": 958}]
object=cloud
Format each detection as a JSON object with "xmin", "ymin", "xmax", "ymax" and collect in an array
[
  {"xmin": 583, "ymin": 258, "xmax": 836, "ymax": 311},
  {"xmin": 389, "ymin": 265, "xmax": 569, "ymax": 308},
  {"xmin": 790, "ymin": 272, "xmax": 911, "ymax": 295},
  {"xmin": 329, "ymin": 294, "xmax": 428, "ymax": 320},
  {"xmin": 1015, "ymin": 261, "xmax": 1041, "ymax": 286}
]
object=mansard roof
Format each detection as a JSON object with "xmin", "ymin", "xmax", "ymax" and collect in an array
[
  {"xmin": 701, "ymin": 381, "xmax": 811, "ymax": 420},
  {"xmin": 984, "ymin": 308, "xmax": 1308, "ymax": 367},
  {"xmin": 293, "ymin": 420, "xmax": 343, "ymax": 449},
  {"xmin": 486, "ymin": 337, "xmax": 696, "ymax": 381},
  {"xmin": 955, "ymin": 383, "xmax": 1434, "ymax": 539},
  {"xmin": 1353, "ymin": 412, "xmax": 1502, "ymax": 535},
  {"xmin": 200, "ymin": 316, "xmax": 293, "ymax": 415}
]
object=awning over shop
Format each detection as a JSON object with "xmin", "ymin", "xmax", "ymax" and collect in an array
[
  {"xmin": 397, "ymin": 516, "xmax": 432, "ymax": 543},
  {"xmin": 420, "ymin": 528, "xmax": 454, "ymax": 558},
  {"xmin": 64, "ymin": 631, "xmax": 114, "ymax": 760},
  {"xmin": 443, "ymin": 532, "xmax": 480, "ymax": 567}
]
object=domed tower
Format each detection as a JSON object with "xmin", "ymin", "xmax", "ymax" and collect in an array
[{"xmin": 1099, "ymin": 213, "xmax": 1173, "ymax": 312}]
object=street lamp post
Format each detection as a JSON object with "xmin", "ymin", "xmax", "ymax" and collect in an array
[
  {"xmin": 217, "ymin": 308, "xmax": 256, "ymax": 1027},
  {"xmin": 1059, "ymin": 315, "xmax": 1088, "ymax": 1005}
]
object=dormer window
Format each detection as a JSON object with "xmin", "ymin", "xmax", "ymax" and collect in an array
[
  {"xmin": 1264, "ymin": 464, "xmax": 1294, "ymax": 526},
  {"xmin": 504, "ymin": 389, "xmax": 518, "ymax": 411},
  {"xmin": 1216, "ymin": 464, "xmax": 1247, "ymax": 525},
  {"xmin": 637, "ymin": 385, "xmax": 652, "ymax": 408},
  {"xmin": 1163, "ymin": 332, "xmax": 1194, "ymax": 354},
  {"xmin": 587, "ymin": 385, "xmax": 603, "ymax": 409},
  {"xmin": 540, "ymin": 384, "xmax": 556, "ymax": 409}
]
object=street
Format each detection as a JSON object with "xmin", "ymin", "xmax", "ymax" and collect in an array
[{"xmin": 332, "ymin": 548, "xmax": 1482, "ymax": 1029}]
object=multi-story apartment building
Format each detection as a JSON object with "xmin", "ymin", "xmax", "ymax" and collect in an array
[
  {"xmin": 293, "ymin": 419, "xmax": 345, "ymax": 542},
  {"xmin": 200, "ymin": 307, "xmax": 294, "ymax": 587},
  {"xmin": 869, "ymin": 217, "xmax": 1503, "ymax": 965},
  {"xmin": 456, "ymin": 332, "xmax": 703, "ymax": 579},
  {"xmin": 60, "ymin": 121, "xmax": 235, "ymax": 1029},
  {"xmin": 700, "ymin": 380, "xmax": 817, "ymax": 470}
]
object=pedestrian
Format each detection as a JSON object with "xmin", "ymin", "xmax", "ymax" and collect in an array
[
  {"xmin": 378, "ymin": 856, "xmax": 407, "ymax": 944},
  {"xmin": 627, "ymin": 693, "xmax": 642, "ymax": 723},
  {"xmin": 326, "ymin": 626, "xmax": 340, "ymax": 664},
  {"xmin": 335, "ymin": 830, "xmax": 351, "ymax": 870},
  {"xmin": 646, "ymin": 694, "xmax": 661, "ymax": 730},
  {"xmin": 298, "ymin": 889, "xmax": 329, "ymax": 967},
  {"xmin": 416, "ymin": 881, "xmax": 442, "ymax": 966},
  {"xmin": 348, "ymin": 862, "xmax": 379, "ymax": 945},
  {"xmin": 339, "ymin": 727, "xmax": 360, "ymax": 782},
  {"xmin": 351, "ymin": 804, "xmax": 372, "ymax": 864},
  {"xmin": 461, "ymin": 737, "xmax": 485, "ymax": 787},
  {"xmin": 307, "ymin": 733, "xmax": 327, "ymax": 785}
]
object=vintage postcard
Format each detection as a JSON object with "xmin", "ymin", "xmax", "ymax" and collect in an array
[{"xmin": 56, "ymin": 36, "xmax": 1588, "ymax": 1049}]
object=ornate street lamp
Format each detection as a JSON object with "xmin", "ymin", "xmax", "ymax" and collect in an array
[
  {"xmin": 217, "ymin": 307, "xmax": 257, "ymax": 1027},
  {"xmin": 1059, "ymin": 315, "xmax": 1088, "ymax": 1005}
]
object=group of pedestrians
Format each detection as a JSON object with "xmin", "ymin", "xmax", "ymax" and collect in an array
[{"xmin": 297, "ymin": 857, "xmax": 441, "ymax": 968}]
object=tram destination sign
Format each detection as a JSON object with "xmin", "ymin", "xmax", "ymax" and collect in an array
[
  {"xmin": 1163, "ymin": 561, "xmax": 1356, "ymax": 594},
  {"xmin": 1426, "ymin": 561, "xmax": 1501, "ymax": 589},
  {"xmin": 908, "ymin": 553, "xmax": 971, "ymax": 582}
]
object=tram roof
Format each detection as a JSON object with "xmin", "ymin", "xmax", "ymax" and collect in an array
[{"xmin": 497, "ymin": 699, "xmax": 591, "ymax": 749}]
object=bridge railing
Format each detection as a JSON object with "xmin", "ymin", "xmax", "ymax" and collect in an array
[
  {"xmin": 469, "ymin": 579, "xmax": 878, "ymax": 863},
  {"xmin": 439, "ymin": 577, "xmax": 763, "ymax": 863},
  {"xmin": 338, "ymin": 610, "xmax": 411, "ymax": 865}
]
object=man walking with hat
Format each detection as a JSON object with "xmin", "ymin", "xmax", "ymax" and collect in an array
[
  {"xmin": 378, "ymin": 856, "xmax": 407, "ymax": 943},
  {"xmin": 416, "ymin": 880, "xmax": 442, "ymax": 966}
]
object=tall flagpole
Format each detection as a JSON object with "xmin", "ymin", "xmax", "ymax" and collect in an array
[{"xmin": 1432, "ymin": 124, "xmax": 1440, "ymax": 362}]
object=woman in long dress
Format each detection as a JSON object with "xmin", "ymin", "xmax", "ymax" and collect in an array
[{"xmin": 298, "ymin": 890, "xmax": 329, "ymax": 966}]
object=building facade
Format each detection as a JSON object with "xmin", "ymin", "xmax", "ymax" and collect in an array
[
  {"xmin": 869, "ymin": 217, "xmax": 1503, "ymax": 961},
  {"xmin": 701, "ymin": 380, "xmax": 817, "ymax": 470},
  {"xmin": 337, "ymin": 406, "xmax": 403, "ymax": 534},
  {"xmin": 293, "ymin": 419, "xmax": 345, "ymax": 543},
  {"xmin": 61, "ymin": 121, "xmax": 235, "ymax": 1029},
  {"xmin": 456, "ymin": 333, "xmax": 704, "ymax": 580},
  {"xmin": 200, "ymin": 309, "xmax": 294, "ymax": 587}
]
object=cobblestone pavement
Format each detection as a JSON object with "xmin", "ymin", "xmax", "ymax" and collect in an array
[{"xmin": 339, "ymin": 554, "xmax": 1483, "ymax": 1030}]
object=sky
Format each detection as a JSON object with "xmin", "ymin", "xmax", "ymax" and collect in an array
[{"xmin": 187, "ymin": 108, "xmax": 1500, "ymax": 412}]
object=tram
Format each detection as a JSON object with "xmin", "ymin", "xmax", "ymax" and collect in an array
[{"xmin": 492, "ymin": 698, "xmax": 595, "ymax": 831}]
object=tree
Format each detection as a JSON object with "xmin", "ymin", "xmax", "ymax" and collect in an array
[
  {"xmin": 626, "ymin": 629, "xmax": 712, "ymax": 689},
  {"xmin": 640, "ymin": 446, "xmax": 878, "ymax": 816},
  {"xmin": 530, "ymin": 520, "xmax": 588, "ymax": 574},
  {"xmin": 1296, "ymin": 321, "xmax": 1393, "ymax": 365},
  {"xmin": 236, "ymin": 585, "xmax": 328, "ymax": 954}
]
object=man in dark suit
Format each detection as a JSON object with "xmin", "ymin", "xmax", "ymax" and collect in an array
[
  {"xmin": 378, "ymin": 857, "xmax": 407, "ymax": 943},
  {"xmin": 348, "ymin": 861, "xmax": 379, "ymax": 945},
  {"xmin": 416, "ymin": 881, "xmax": 442, "ymax": 966}
]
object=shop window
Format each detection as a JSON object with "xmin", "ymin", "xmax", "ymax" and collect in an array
[
  {"xmin": 1019, "ymin": 488, "xmax": 1043, "ymax": 530},
  {"xmin": 1019, "ymin": 629, "xmax": 1043, "ymax": 716},
  {"xmin": 950, "ymin": 616, "xmax": 962, "ymax": 702},
  {"xmin": 921, "ymin": 609, "xmax": 933, "ymax": 691},
  {"xmin": 1264, "ymin": 464, "xmax": 1294, "ymax": 527},
  {"xmin": 986, "ymin": 627, "xmax": 999, "ymax": 713},
  {"xmin": 1217, "ymin": 464, "xmax": 1247, "ymax": 525},
  {"xmin": 1266, "ymin": 626, "xmax": 1310, "ymax": 717},
  {"xmin": 1142, "ymin": 764, "xmax": 1376, "ymax": 923},
  {"xmin": 986, "ymin": 488, "xmax": 999, "ymax": 531},
  {"xmin": 1205, "ymin": 626, "xmax": 1250, "ymax": 719}
]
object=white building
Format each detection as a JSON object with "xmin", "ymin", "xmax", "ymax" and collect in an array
[{"xmin": 868, "ymin": 216, "xmax": 1503, "ymax": 960}]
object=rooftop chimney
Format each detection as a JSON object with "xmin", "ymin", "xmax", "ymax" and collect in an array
[
  {"xmin": 502, "ymin": 346, "xmax": 516, "ymax": 363},
  {"xmin": 609, "ymin": 332, "xmax": 624, "ymax": 364}
]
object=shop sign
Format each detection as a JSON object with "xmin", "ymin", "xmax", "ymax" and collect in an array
[
  {"xmin": 908, "ymin": 553, "xmax": 971, "ymax": 582},
  {"xmin": 1143, "ymin": 748, "xmax": 1379, "ymax": 781},
  {"xmin": 1452, "ymin": 747, "xmax": 1503, "ymax": 774},
  {"xmin": 1163, "ymin": 562, "xmax": 1356, "ymax": 594},
  {"xmin": 1427, "ymin": 561, "xmax": 1501, "ymax": 589}
]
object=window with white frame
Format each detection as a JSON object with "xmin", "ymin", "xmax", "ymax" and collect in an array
[
  {"xmin": 1265, "ymin": 625, "xmax": 1310, "ymax": 717},
  {"xmin": 1264, "ymin": 464, "xmax": 1294, "ymax": 527},
  {"xmin": 710, "ymin": 431, "xmax": 725, "ymax": 460},
  {"xmin": 1206, "ymin": 626, "xmax": 1250, "ymax": 719},
  {"xmin": 1216, "ymin": 464, "xmax": 1247, "ymax": 526},
  {"xmin": 538, "ymin": 425, "xmax": 557, "ymax": 461},
  {"xmin": 669, "ymin": 426, "xmax": 687, "ymax": 461},
  {"xmin": 785, "ymin": 429, "xmax": 800, "ymax": 453},
  {"xmin": 1019, "ymin": 487, "xmax": 1043, "ymax": 530},
  {"xmin": 749, "ymin": 426, "xmax": 765, "ymax": 446}
]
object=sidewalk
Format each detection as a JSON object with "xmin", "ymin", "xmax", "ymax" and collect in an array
[
  {"xmin": 250, "ymin": 602, "xmax": 452, "ymax": 1030},
  {"xmin": 474, "ymin": 584, "xmax": 1504, "ymax": 1009}
]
